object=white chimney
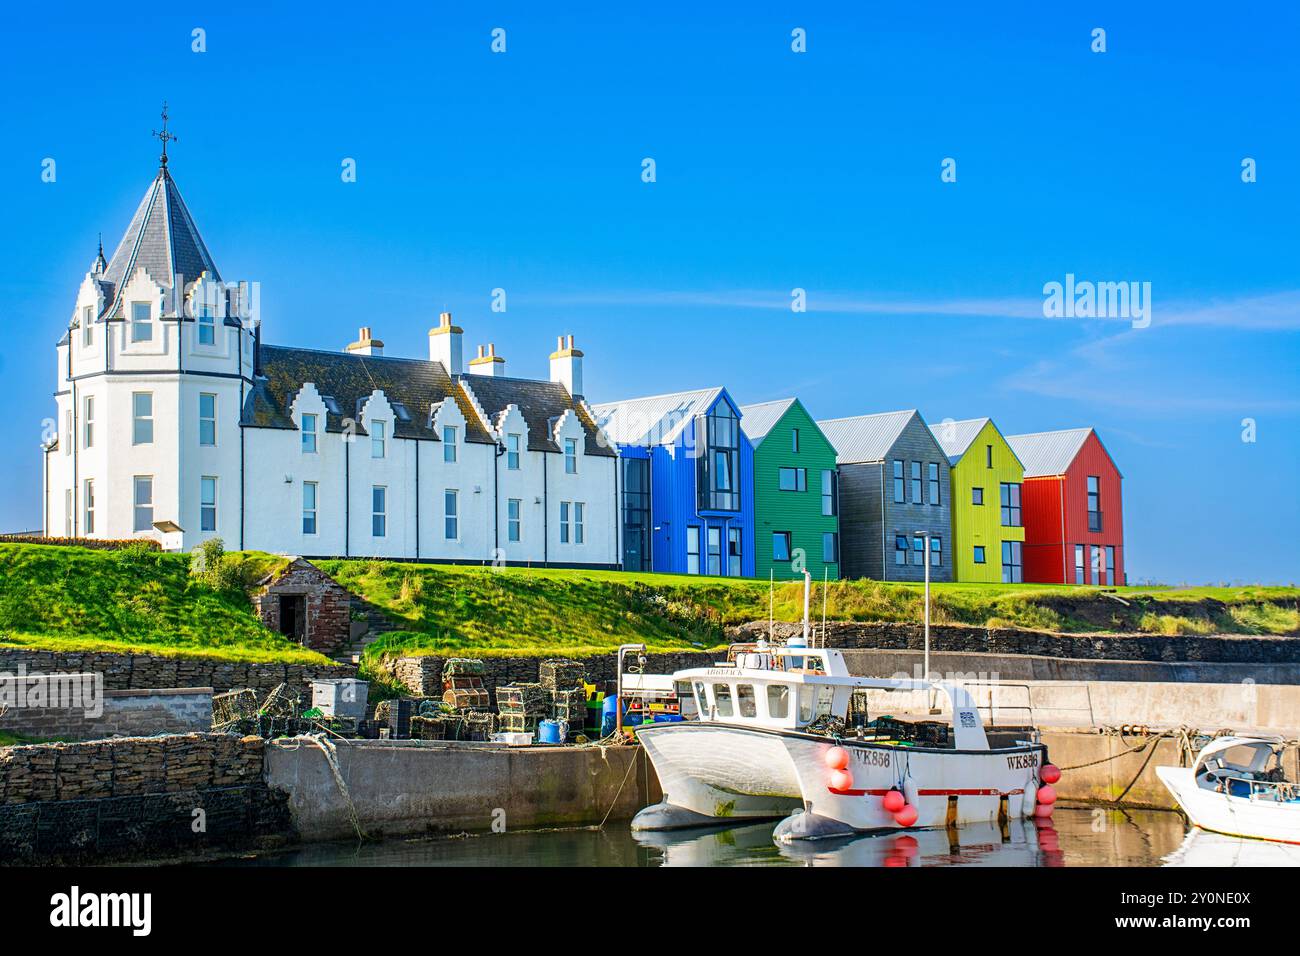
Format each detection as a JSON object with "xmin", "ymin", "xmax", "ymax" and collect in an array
[
  {"xmin": 468, "ymin": 342, "xmax": 506, "ymax": 377},
  {"xmin": 428, "ymin": 311, "xmax": 463, "ymax": 374},
  {"xmin": 549, "ymin": 334, "xmax": 584, "ymax": 398},
  {"xmin": 345, "ymin": 326, "xmax": 383, "ymax": 356}
]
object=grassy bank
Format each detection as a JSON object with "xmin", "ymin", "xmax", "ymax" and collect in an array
[
  {"xmin": 312, "ymin": 559, "xmax": 1300, "ymax": 666},
  {"xmin": 0, "ymin": 543, "xmax": 328, "ymax": 664}
]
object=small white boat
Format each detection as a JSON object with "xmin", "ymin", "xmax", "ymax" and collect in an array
[
  {"xmin": 1156, "ymin": 735, "xmax": 1300, "ymax": 845},
  {"xmin": 1162, "ymin": 827, "xmax": 1300, "ymax": 868},
  {"xmin": 631, "ymin": 643, "xmax": 1059, "ymax": 841}
]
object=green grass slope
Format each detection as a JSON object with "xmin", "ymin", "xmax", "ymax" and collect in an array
[{"xmin": 0, "ymin": 543, "xmax": 327, "ymax": 663}]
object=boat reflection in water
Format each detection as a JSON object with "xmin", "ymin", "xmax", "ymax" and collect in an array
[
  {"xmin": 632, "ymin": 817, "xmax": 1067, "ymax": 867},
  {"xmin": 1163, "ymin": 827, "xmax": 1300, "ymax": 868}
]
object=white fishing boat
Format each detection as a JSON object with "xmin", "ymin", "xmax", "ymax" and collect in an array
[
  {"xmin": 1156, "ymin": 735, "xmax": 1300, "ymax": 845},
  {"xmin": 631, "ymin": 642, "xmax": 1061, "ymax": 841}
]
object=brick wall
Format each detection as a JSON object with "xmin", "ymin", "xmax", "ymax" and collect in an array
[
  {"xmin": 0, "ymin": 685, "xmax": 212, "ymax": 741},
  {"xmin": 0, "ymin": 649, "xmax": 355, "ymax": 697}
]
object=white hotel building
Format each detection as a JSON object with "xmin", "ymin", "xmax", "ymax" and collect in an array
[{"xmin": 44, "ymin": 159, "xmax": 621, "ymax": 568}]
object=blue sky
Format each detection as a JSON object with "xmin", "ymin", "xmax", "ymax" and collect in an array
[{"xmin": 2, "ymin": 2, "xmax": 1296, "ymax": 582}]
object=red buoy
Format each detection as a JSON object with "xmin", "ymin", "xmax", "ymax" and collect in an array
[
  {"xmin": 1034, "ymin": 802, "xmax": 1055, "ymax": 818},
  {"xmin": 1037, "ymin": 784, "xmax": 1057, "ymax": 805},
  {"xmin": 1040, "ymin": 764, "xmax": 1062, "ymax": 785},
  {"xmin": 893, "ymin": 804, "xmax": 919, "ymax": 827},
  {"xmin": 882, "ymin": 789, "xmax": 906, "ymax": 813},
  {"xmin": 830, "ymin": 769, "xmax": 854, "ymax": 791},
  {"xmin": 824, "ymin": 747, "xmax": 850, "ymax": 771}
]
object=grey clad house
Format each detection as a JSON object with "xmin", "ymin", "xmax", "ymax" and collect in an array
[{"xmin": 817, "ymin": 410, "xmax": 953, "ymax": 582}]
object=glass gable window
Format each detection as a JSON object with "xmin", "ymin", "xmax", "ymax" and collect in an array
[
  {"xmin": 892, "ymin": 460, "xmax": 905, "ymax": 503},
  {"xmin": 773, "ymin": 531, "xmax": 792, "ymax": 562},
  {"xmin": 621, "ymin": 458, "xmax": 651, "ymax": 572},
  {"xmin": 698, "ymin": 404, "xmax": 740, "ymax": 511},
  {"xmin": 130, "ymin": 302, "xmax": 152, "ymax": 343},
  {"xmin": 778, "ymin": 467, "xmax": 806, "ymax": 492},
  {"xmin": 132, "ymin": 392, "xmax": 153, "ymax": 445},
  {"xmin": 1000, "ymin": 482, "xmax": 1022, "ymax": 527},
  {"xmin": 372, "ymin": 486, "xmax": 387, "ymax": 537},
  {"xmin": 199, "ymin": 393, "xmax": 217, "ymax": 446},
  {"xmin": 1087, "ymin": 476, "xmax": 1102, "ymax": 531},
  {"xmin": 1001, "ymin": 540, "xmax": 1023, "ymax": 583},
  {"xmin": 301, "ymin": 413, "xmax": 318, "ymax": 453},
  {"xmin": 821, "ymin": 470, "xmax": 837, "ymax": 516}
]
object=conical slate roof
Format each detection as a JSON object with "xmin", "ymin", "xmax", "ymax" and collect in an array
[{"xmin": 99, "ymin": 168, "xmax": 220, "ymax": 317}]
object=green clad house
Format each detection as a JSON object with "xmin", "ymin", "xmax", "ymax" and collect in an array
[
  {"xmin": 740, "ymin": 399, "xmax": 840, "ymax": 581},
  {"xmin": 929, "ymin": 418, "xmax": 1026, "ymax": 583}
]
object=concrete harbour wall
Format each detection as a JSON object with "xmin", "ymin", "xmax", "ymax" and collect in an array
[{"xmin": 265, "ymin": 737, "xmax": 658, "ymax": 842}]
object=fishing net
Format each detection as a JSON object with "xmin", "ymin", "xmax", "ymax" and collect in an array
[
  {"xmin": 442, "ymin": 658, "xmax": 486, "ymax": 679},
  {"xmin": 211, "ymin": 689, "xmax": 259, "ymax": 726},
  {"xmin": 539, "ymin": 659, "xmax": 584, "ymax": 690}
]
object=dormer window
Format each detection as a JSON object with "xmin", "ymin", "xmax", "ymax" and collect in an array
[
  {"xmin": 82, "ymin": 306, "xmax": 93, "ymax": 348},
  {"xmin": 371, "ymin": 420, "xmax": 386, "ymax": 459},
  {"xmin": 443, "ymin": 425, "xmax": 458, "ymax": 463},
  {"xmin": 391, "ymin": 401, "xmax": 412, "ymax": 423},
  {"xmin": 131, "ymin": 302, "xmax": 152, "ymax": 343},
  {"xmin": 301, "ymin": 413, "xmax": 318, "ymax": 453},
  {"xmin": 197, "ymin": 306, "xmax": 215, "ymax": 345}
]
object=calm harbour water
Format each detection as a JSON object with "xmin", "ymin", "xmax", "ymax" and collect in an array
[{"xmin": 211, "ymin": 808, "xmax": 1292, "ymax": 868}]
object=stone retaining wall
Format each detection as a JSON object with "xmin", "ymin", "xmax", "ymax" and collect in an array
[
  {"xmin": 0, "ymin": 685, "xmax": 213, "ymax": 741},
  {"xmin": 381, "ymin": 651, "xmax": 724, "ymax": 700},
  {"xmin": 0, "ymin": 648, "xmax": 355, "ymax": 697},
  {"xmin": 0, "ymin": 733, "xmax": 288, "ymax": 863},
  {"xmin": 730, "ymin": 621, "xmax": 1300, "ymax": 664}
]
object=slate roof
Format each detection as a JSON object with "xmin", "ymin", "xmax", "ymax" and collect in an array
[
  {"xmin": 1005, "ymin": 427, "xmax": 1097, "ymax": 477},
  {"xmin": 99, "ymin": 168, "xmax": 221, "ymax": 319},
  {"xmin": 242, "ymin": 345, "xmax": 494, "ymax": 444},
  {"xmin": 816, "ymin": 409, "xmax": 918, "ymax": 464},
  {"xmin": 737, "ymin": 398, "xmax": 797, "ymax": 446},
  {"xmin": 590, "ymin": 387, "xmax": 726, "ymax": 447},
  {"xmin": 458, "ymin": 374, "xmax": 616, "ymax": 457}
]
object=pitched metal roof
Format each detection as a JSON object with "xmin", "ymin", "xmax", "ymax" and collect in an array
[
  {"xmin": 737, "ymin": 398, "xmax": 797, "ymax": 447},
  {"xmin": 929, "ymin": 418, "xmax": 1026, "ymax": 469},
  {"xmin": 928, "ymin": 417, "xmax": 990, "ymax": 464},
  {"xmin": 1005, "ymin": 427, "xmax": 1094, "ymax": 477},
  {"xmin": 590, "ymin": 387, "xmax": 725, "ymax": 447},
  {"xmin": 816, "ymin": 409, "xmax": 918, "ymax": 463},
  {"xmin": 242, "ymin": 345, "xmax": 494, "ymax": 444},
  {"xmin": 99, "ymin": 168, "xmax": 221, "ymax": 318},
  {"xmin": 458, "ymin": 374, "xmax": 616, "ymax": 457}
]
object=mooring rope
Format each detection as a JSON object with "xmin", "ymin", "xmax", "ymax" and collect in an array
[{"xmin": 306, "ymin": 734, "xmax": 366, "ymax": 843}]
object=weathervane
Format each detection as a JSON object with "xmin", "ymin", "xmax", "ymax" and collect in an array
[{"xmin": 152, "ymin": 101, "xmax": 178, "ymax": 167}]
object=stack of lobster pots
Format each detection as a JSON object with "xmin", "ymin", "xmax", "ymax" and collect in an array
[
  {"xmin": 441, "ymin": 659, "xmax": 491, "ymax": 712},
  {"xmin": 540, "ymin": 659, "xmax": 587, "ymax": 734},
  {"xmin": 497, "ymin": 683, "xmax": 548, "ymax": 735}
]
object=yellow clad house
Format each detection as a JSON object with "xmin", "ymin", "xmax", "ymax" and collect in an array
[{"xmin": 929, "ymin": 418, "xmax": 1027, "ymax": 583}]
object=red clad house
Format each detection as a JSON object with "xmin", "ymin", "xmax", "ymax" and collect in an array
[{"xmin": 1005, "ymin": 428, "xmax": 1124, "ymax": 585}]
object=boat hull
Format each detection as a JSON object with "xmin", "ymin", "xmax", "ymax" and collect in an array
[
  {"xmin": 634, "ymin": 722, "xmax": 1046, "ymax": 838},
  {"xmin": 1156, "ymin": 766, "xmax": 1300, "ymax": 845}
]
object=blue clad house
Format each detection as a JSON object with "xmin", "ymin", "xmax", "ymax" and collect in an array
[{"xmin": 591, "ymin": 388, "xmax": 756, "ymax": 577}]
